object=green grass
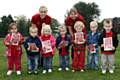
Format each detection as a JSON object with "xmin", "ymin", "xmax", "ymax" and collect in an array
[{"xmin": 0, "ymin": 37, "xmax": 120, "ymax": 80}]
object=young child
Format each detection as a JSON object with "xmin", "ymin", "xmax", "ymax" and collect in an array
[
  {"xmin": 4, "ymin": 22, "xmax": 24, "ymax": 76},
  {"xmin": 24, "ymin": 27, "xmax": 42, "ymax": 74},
  {"xmin": 87, "ymin": 21, "xmax": 100, "ymax": 70},
  {"xmin": 40, "ymin": 24, "xmax": 56, "ymax": 74},
  {"xmin": 72, "ymin": 21, "xmax": 87, "ymax": 72},
  {"xmin": 99, "ymin": 19, "xmax": 119, "ymax": 74},
  {"xmin": 56, "ymin": 24, "xmax": 71, "ymax": 71}
]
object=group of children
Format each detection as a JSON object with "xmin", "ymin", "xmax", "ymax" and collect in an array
[{"xmin": 4, "ymin": 19, "xmax": 119, "ymax": 76}]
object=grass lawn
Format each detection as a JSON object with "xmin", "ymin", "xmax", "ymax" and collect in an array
[{"xmin": 0, "ymin": 36, "xmax": 120, "ymax": 80}]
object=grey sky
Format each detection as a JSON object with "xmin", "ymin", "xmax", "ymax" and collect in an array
[{"xmin": 0, "ymin": 0, "xmax": 119, "ymax": 23}]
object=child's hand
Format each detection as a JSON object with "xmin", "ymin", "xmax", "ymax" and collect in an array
[
  {"xmin": 27, "ymin": 47, "xmax": 30, "ymax": 51},
  {"xmin": 58, "ymin": 42, "xmax": 62, "ymax": 49},
  {"xmin": 101, "ymin": 44, "xmax": 104, "ymax": 47},
  {"xmin": 82, "ymin": 39, "xmax": 86, "ymax": 43},
  {"xmin": 78, "ymin": 39, "xmax": 86, "ymax": 44},
  {"xmin": 65, "ymin": 41, "xmax": 69, "ymax": 46},
  {"xmin": 6, "ymin": 42, "xmax": 12, "ymax": 46},
  {"xmin": 112, "ymin": 46, "xmax": 115, "ymax": 50},
  {"xmin": 59, "ymin": 41, "xmax": 66, "ymax": 48},
  {"xmin": 27, "ymin": 43, "xmax": 30, "ymax": 51},
  {"xmin": 93, "ymin": 44, "xmax": 96, "ymax": 46},
  {"xmin": 58, "ymin": 46, "xmax": 61, "ymax": 49},
  {"xmin": 74, "ymin": 40, "xmax": 77, "ymax": 44},
  {"xmin": 36, "ymin": 47, "xmax": 39, "ymax": 52}
]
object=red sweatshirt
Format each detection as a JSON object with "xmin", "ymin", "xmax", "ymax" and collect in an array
[
  {"xmin": 31, "ymin": 13, "xmax": 51, "ymax": 35},
  {"xmin": 40, "ymin": 35, "xmax": 56, "ymax": 58}
]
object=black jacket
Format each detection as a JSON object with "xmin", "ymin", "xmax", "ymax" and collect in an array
[
  {"xmin": 24, "ymin": 36, "xmax": 42, "ymax": 56},
  {"xmin": 56, "ymin": 34, "xmax": 71, "ymax": 54},
  {"xmin": 98, "ymin": 29, "xmax": 119, "ymax": 52}
]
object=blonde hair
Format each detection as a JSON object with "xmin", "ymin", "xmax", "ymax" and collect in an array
[
  {"xmin": 39, "ymin": 6, "xmax": 48, "ymax": 12},
  {"xmin": 103, "ymin": 19, "xmax": 112, "ymax": 26},
  {"xmin": 58, "ymin": 24, "xmax": 67, "ymax": 32},
  {"xmin": 41, "ymin": 24, "xmax": 52, "ymax": 34},
  {"xmin": 8, "ymin": 22, "xmax": 17, "ymax": 32},
  {"xmin": 74, "ymin": 21, "xmax": 85, "ymax": 30},
  {"xmin": 29, "ymin": 26, "xmax": 38, "ymax": 32},
  {"xmin": 90, "ymin": 21, "xmax": 98, "ymax": 27},
  {"xmin": 69, "ymin": 7, "xmax": 78, "ymax": 14}
]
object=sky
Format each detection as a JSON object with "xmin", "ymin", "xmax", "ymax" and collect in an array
[{"xmin": 0, "ymin": 0, "xmax": 120, "ymax": 23}]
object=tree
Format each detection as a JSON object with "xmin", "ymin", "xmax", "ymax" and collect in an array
[
  {"xmin": 73, "ymin": 2, "xmax": 100, "ymax": 31},
  {"xmin": 51, "ymin": 18, "xmax": 59, "ymax": 37},
  {"xmin": 0, "ymin": 15, "xmax": 14, "ymax": 37},
  {"xmin": 15, "ymin": 15, "xmax": 31, "ymax": 36},
  {"xmin": 112, "ymin": 17, "xmax": 120, "ymax": 33}
]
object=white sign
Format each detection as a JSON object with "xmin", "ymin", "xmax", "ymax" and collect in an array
[
  {"xmin": 75, "ymin": 32, "xmax": 84, "ymax": 44},
  {"xmin": 42, "ymin": 40, "xmax": 52, "ymax": 53},
  {"xmin": 10, "ymin": 33, "xmax": 20, "ymax": 45},
  {"xmin": 103, "ymin": 37, "xmax": 113, "ymax": 51}
]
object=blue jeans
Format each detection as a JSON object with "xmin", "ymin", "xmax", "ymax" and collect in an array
[
  {"xmin": 59, "ymin": 55, "xmax": 70, "ymax": 69},
  {"xmin": 27, "ymin": 55, "xmax": 39, "ymax": 71},
  {"xmin": 87, "ymin": 49, "xmax": 99, "ymax": 69},
  {"xmin": 43, "ymin": 57, "xmax": 53, "ymax": 70}
]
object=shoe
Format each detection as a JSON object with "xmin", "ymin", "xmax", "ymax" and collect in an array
[
  {"xmin": 109, "ymin": 70, "xmax": 114, "ymax": 74},
  {"xmin": 48, "ymin": 69, "xmax": 52, "ymax": 73},
  {"xmin": 16, "ymin": 71, "xmax": 21, "ymax": 75},
  {"xmin": 28, "ymin": 70, "xmax": 32, "ymax": 74},
  {"xmin": 102, "ymin": 70, "xmax": 106, "ymax": 74},
  {"xmin": 72, "ymin": 70, "xmax": 75, "ymax": 72},
  {"xmin": 34, "ymin": 71, "xmax": 38, "ymax": 74},
  {"xmin": 58, "ymin": 68, "xmax": 62, "ymax": 71},
  {"xmin": 80, "ymin": 69, "xmax": 84, "ymax": 72},
  {"xmin": 7, "ymin": 70, "xmax": 13, "ymax": 76},
  {"xmin": 65, "ymin": 67, "xmax": 69, "ymax": 71},
  {"xmin": 42, "ymin": 70, "xmax": 47, "ymax": 74}
]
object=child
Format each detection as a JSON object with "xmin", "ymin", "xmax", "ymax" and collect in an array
[
  {"xmin": 24, "ymin": 27, "xmax": 42, "ymax": 74},
  {"xmin": 56, "ymin": 24, "xmax": 71, "ymax": 71},
  {"xmin": 99, "ymin": 19, "xmax": 119, "ymax": 74},
  {"xmin": 72, "ymin": 21, "xmax": 87, "ymax": 72},
  {"xmin": 87, "ymin": 21, "xmax": 100, "ymax": 70},
  {"xmin": 40, "ymin": 24, "xmax": 56, "ymax": 74},
  {"xmin": 4, "ymin": 22, "xmax": 24, "ymax": 76}
]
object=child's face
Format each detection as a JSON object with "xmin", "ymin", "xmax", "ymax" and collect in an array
[
  {"xmin": 43, "ymin": 29, "xmax": 51, "ymax": 36},
  {"xmin": 75, "ymin": 25, "xmax": 83, "ymax": 32},
  {"xmin": 70, "ymin": 12, "xmax": 77, "ymax": 20},
  {"xmin": 39, "ymin": 8, "xmax": 47, "ymax": 18},
  {"xmin": 30, "ymin": 31, "xmax": 38, "ymax": 38},
  {"xmin": 104, "ymin": 23, "xmax": 112, "ymax": 32},
  {"xmin": 10, "ymin": 25, "xmax": 17, "ymax": 33},
  {"xmin": 60, "ymin": 28, "xmax": 66, "ymax": 35},
  {"xmin": 90, "ymin": 25, "xmax": 97, "ymax": 32}
]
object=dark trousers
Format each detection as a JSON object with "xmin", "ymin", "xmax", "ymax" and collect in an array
[
  {"xmin": 71, "ymin": 46, "xmax": 74, "ymax": 59},
  {"xmin": 38, "ymin": 54, "xmax": 43, "ymax": 68}
]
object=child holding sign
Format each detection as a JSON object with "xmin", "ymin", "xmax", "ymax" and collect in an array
[
  {"xmin": 4, "ymin": 22, "xmax": 24, "ymax": 76},
  {"xmin": 99, "ymin": 19, "xmax": 119, "ymax": 74},
  {"xmin": 72, "ymin": 21, "xmax": 87, "ymax": 72},
  {"xmin": 87, "ymin": 21, "xmax": 100, "ymax": 70},
  {"xmin": 24, "ymin": 27, "xmax": 42, "ymax": 74},
  {"xmin": 40, "ymin": 25, "xmax": 56, "ymax": 74},
  {"xmin": 56, "ymin": 24, "xmax": 71, "ymax": 71}
]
